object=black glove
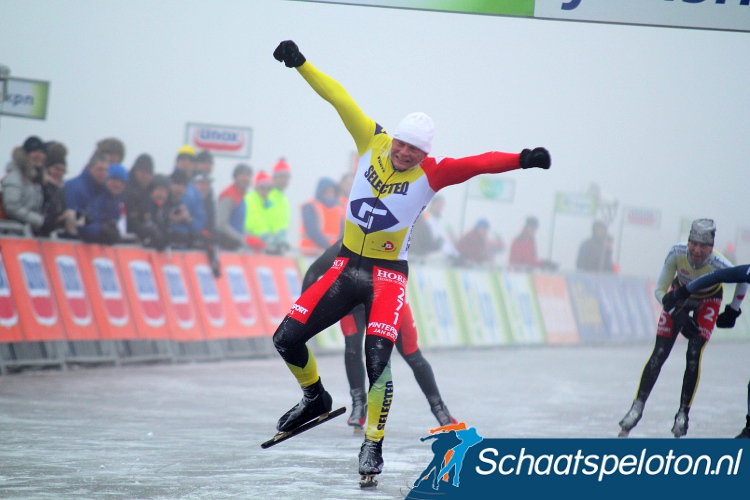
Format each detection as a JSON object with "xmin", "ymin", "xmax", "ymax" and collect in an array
[
  {"xmin": 98, "ymin": 223, "xmax": 121, "ymax": 246},
  {"xmin": 679, "ymin": 315, "xmax": 701, "ymax": 339},
  {"xmin": 671, "ymin": 308, "xmax": 701, "ymax": 339},
  {"xmin": 273, "ymin": 40, "xmax": 306, "ymax": 68},
  {"xmin": 716, "ymin": 305, "xmax": 741, "ymax": 328},
  {"xmin": 519, "ymin": 147, "xmax": 551, "ymax": 170},
  {"xmin": 662, "ymin": 286, "xmax": 691, "ymax": 312}
]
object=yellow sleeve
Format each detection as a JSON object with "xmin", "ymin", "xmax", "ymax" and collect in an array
[{"xmin": 297, "ymin": 62, "xmax": 376, "ymax": 155}]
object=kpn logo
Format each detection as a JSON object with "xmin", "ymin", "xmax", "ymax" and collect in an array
[{"xmin": 407, "ymin": 422, "xmax": 483, "ymax": 499}]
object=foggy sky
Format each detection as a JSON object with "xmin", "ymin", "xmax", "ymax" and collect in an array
[{"xmin": 1, "ymin": 0, "xmax": 748, "ymax": 277}]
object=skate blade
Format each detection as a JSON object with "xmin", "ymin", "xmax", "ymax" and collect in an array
[
  {"xmin": 261, "ymin": 406, "xmax": 346, "ymax": 449},
  {"xmin": 359, "ymin": 474, "xmax": 378, "ymax": 488},
  {"xmin": 349, "ymin": 424, "xmax": 364, "ymax": 434},
  {"xmin": 618, "ymin": 428, "xmax": 630, "ymax": 438}
]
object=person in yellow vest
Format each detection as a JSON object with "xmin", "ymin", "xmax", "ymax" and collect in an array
[
  {"xmin": 268, "ymin": 158, "xmax": 291, "ymax": 244},
  {"xmin": 299, "ymin": 177, "xmax": 345, "ymax": 256},
  {"xmin": 244, "ymin": 171, "xmax": 287, "ymax": 254}
]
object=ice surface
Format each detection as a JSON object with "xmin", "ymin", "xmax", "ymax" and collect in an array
[{"xmin": 0, "ymin": 339, "xmax": 747, "ymax": 499}]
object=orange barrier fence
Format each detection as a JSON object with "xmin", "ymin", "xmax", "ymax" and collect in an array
[{"xmin": 0, "ymin": 238, "xmax": 301, "ymax": 347}]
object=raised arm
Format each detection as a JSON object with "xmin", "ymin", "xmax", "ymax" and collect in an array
[{"xmin": 274, "ymin": 40, "xmax": 375, "ymax": 155}]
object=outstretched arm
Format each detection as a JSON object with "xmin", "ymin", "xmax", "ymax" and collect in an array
[
  {"xmin": 685, "ymin": 264, "xmax": 750, "ymax": 294},
  {"xmin": 662, "ymin": 264, "xmax": 749, "ymax": 328},
  {"xmin": 273, "ymin": 40, "xmax": 375, "ymax": 155},
  {"xmin": 422, "ymin": 148, "xmax": 549, "ymax": 192}
]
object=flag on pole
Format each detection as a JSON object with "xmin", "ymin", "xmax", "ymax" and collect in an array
[
  {"xmin": 467, "ymin": 176, "xmax": 515, "ymax": 202},
  {"xmin": 623, "ymin": 207, "xmax": 660, "ymax": 228},
  {"xmin": 554, "ymin": 192, "xmax": 596, "ymax": 216}
]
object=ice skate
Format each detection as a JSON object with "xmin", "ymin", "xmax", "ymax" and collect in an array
[
  {"xmin": 618, "ymin": 400, "xmax": 644, "ymax": 437},
  {"xmin": 430, "ymin": 400, "xmax": 458, "ymax": 427},
  {"xmin": 276, "ymin": 378, "xmax": 333, "ymax": 432},
  {"xmin": 671, "ymin": 408, "xmax": 689, "ymax": 438},
  {"xmin": 358, "ymin": 438, "xmax": 383, "ymax": 488},
  {"xmin": 347, "ymin": 388, "xmax": 367, "ymax": 431},
  {"xmin": 735, "ymin": 415, "xmax": 750, "ymax": 438}
]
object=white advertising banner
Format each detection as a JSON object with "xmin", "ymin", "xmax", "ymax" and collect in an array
[{"xmin": 184, "ymin": 122, "xmax": 253, "ymax": 158}]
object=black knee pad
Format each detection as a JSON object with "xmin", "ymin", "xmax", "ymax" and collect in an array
[
  {"xmin": 364, "ymin": 335, "xmax": 394, "ymax": 384},
  {"xmin": 272, "ymin": 317, "xmax": 308, "ymax": 367}
]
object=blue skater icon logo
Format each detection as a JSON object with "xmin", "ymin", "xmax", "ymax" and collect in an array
[{"xmin": 409, "ymin": 423, "xmax": 483, "ymax": 497}]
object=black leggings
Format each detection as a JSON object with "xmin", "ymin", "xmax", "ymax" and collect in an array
[{"xmin": 635, "ymin": 334, "xmax": 707, "ymax": 410}]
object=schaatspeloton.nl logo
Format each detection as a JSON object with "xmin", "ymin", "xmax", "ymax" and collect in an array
[{"xmin": 406, "ymin": 427, "xmax": 748, "ymax": 500}]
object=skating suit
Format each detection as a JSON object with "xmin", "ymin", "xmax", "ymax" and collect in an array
[
  {"xmin": 273, "ymin": 61, "xmax": 521, "ymax": 441},
  {"xmin": 653, "ymin": 244, "xmax": 745, "ymax": 341}
]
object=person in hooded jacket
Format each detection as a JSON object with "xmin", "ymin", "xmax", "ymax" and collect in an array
[
  {"xmin": 38, "ymin": 141, "xmax": 77, "ymax": 237},
  {"xmin": 1, "ymin": 136, "xmax": 46, "ymax": 230},
  {"xmin": 123, "ymin": 153, "xmax": 155, "ymax": 234},
  {"xmin": 64, "ymin": 152, "xmax": 109, "ymax": 229},
  {"xmin": 299, "ymin": 176, "xmax": 344, "ymax": 256},
  {"xmin": 77, "ymin": 163, "xmax": 127, "ymax": 245},
  {"xmin": 131, "ymin": 174, "xmax": 172, "ymax": 250}
]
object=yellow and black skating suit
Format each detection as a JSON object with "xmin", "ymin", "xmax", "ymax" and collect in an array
[{"xmin": 297, "ymin": 62, "xmax": 522, "ymax": 261}]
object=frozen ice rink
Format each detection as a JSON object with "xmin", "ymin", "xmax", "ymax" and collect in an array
[{"xmin": 1, "ymin": 339, "xmax": 748, "ymax": 499}]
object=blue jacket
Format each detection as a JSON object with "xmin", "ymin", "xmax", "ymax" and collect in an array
[
  {"xmin": 77, "ymin": 191, "xmax": 122, "ymax": 241},
  {"xmin": 64, "ymin": 167, "xmax": 106, "ymax": 213},
  {"xmin": 171, "ymin": 182, "xmax": 206, "ymax": 234}
]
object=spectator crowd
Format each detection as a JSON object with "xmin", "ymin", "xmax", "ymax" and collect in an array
[{"xmin": 1, "ymin": 134, "xmax": 622, "ymax": 275}]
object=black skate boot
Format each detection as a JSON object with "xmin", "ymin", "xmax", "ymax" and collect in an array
[
  {"xmin": 618, "ymin": 399, "xmax": 644, "ymax": 437},
  {"xmin": 735, "ymin": 415, "xmax": 750, "ymax": 438},
  {"xmin": 276, "ymin": 378, "xmax": 333, "ymax": 432},
  {"xmin": 347, "ymin": 388, "xmax": 367, "ymax": 430},
  {"xmin": 359, "ymin": 437, "xmax": 384, "ymax": 488},
  {"xmin": 671, "ymin": 407, "xmax": 689, "ymax": 438},
  {"xmin": 430, "ymin": 399, "xmax": 458, "ymax": 426}
]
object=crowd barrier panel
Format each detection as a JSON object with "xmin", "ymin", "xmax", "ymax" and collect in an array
[
  {"xmin": 41, "ymin": 241, "xmax": 99, "ymax": 341},
  {"xmin": 215, "ymin": 253, "xmax": 266, "ymax": 338},
  {"xmin": 76, "ymin": 243, "xmax": 137, "ymax": 340},
  {"xmin": 0, "ymin": 245, "xmax": 24, "ymax": 343},
  {"xmin": 3, "ymin": 237, "xmax": 750, "ymax": 374},
  {"xmin": 151, "ymin": 251, "xmax": 205, "ymax": 342},
  {"xmin": 452, "ymin": 268, "xmax": 512, "ymax": 345},
  {"xmin": 115, "ymin": 246, "xmax": 170, "ymax": 340},
  {"xmin": 497, "ymin": 272, "xmax": 547, "ymax": 345},
  {"xmin": 246, "ymin": 254, "xmax": 298, "ymax": 337},
  {"xmin": 2, "ymin": 238, "xmax": 65, "ymax": 342},
  {"xmin": 531, "ymin": 274, "xmax": 580, "ymax": 345}
]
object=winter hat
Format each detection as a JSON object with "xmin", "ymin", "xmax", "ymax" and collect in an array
[
  {"xmin": 150, "ymin": 174, "xmax": 171, "ymax": 191},
  {"xmin": 689, "ymin": 219, "xmax": 716, "ymax": 246},
  {"xmin": 23, "ymin": 136, "xmax": 45, "ymax": 154},
  {"xmin": 131, "ymin": 153, "xmax": 154, "ymax": 174},
  {"xmin": 392, "ymin": 112, "xmax": 434, "ymax": 154},
  {"xmin": 195, "ymin": 150, "xmax": 214, "ymax": 165},
  {"xmin": 107, "ymin": 163, "xmax": 128, "ymax": 182},
  {"xmin": 272, "ymin": 158, "xmax": 291, "ymax": 175},
  {"xmin": 176, "ymin": 144, "xmax": 196, "ymax": 160},
  {"xmin": 45, "ymin": 142, "xmax": 68, "ymax": 167},
  {"xmin": 233, "ymin": 163, "xmax": 253, "ymax": 178},
  {"xmin": 476, "ymin": 218, "xmax": 490, "ymax": 229},
  {"xmin": 96, "ymin": 137, "xmax": 125, "ymax": 160},
  {"xmin": 170, "ymin": 169, "xmax": 191, "ymax": 186},
  {"xmin": 254, "ymin": 171, "xmax": 272, "ymax": 186}
]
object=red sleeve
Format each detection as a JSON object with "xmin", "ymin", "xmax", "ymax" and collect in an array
[{"xmin": 421, "ymin": 152, "xmax": 521, "ymax": 192}]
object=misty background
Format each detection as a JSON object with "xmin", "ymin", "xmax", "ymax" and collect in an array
[{"xmin": 1, "ymin": 0, "xmax": 748, "ymax": 278}]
